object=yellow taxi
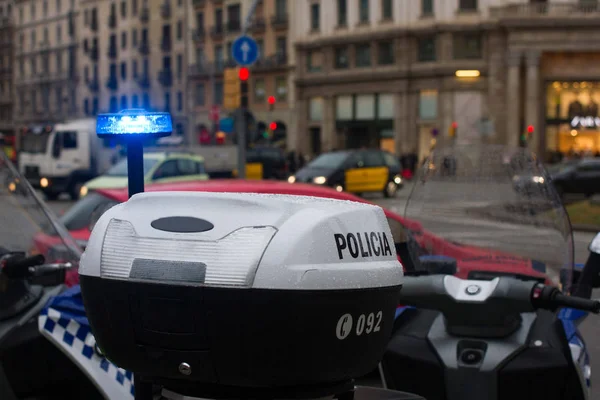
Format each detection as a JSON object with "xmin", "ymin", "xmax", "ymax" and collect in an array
[{"xmin": 288, "ymin": 149, "xmax": 403, "ymax": 197}]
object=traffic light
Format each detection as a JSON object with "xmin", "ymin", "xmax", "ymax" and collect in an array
[
  {"xmin": 268, "ymin": 96, "xmax": 275, "ymax": 112},
  {"xmin": 216, "ymin": 131, "xmax": 226, "ymax": 145},
  {"xmin": 269, "ymin": 122, "xmax": 277, "ymax": 131},
  {"xmin": 449, "ymin": 122, "xmax": 457, "ymax": 138},
  {"xmin": 239, "ymin": 67, "xmax": 250, "ymax": 108},
  {"xmin": 238, "ymin": 67, "xmax": 250, "ymax": 81}
]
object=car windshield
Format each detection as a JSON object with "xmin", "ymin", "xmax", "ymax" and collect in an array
[
  {"xmin": 60, "ymin": 192, "xmax": 116, "ymax": 231},
  {"xmin": 547, "ymin": 160, "xmax": 578, "ymax": 174},
  {"xmin": 105, "ymin": 157, "xmax": 160, "ymax": 177},
  {"xmin": 306, "ymin": 152, "xmax": 349, "ymax": 169},
  {"xmin": 404, "ymin": 144, "xmax": 573, "ymax": 290},
  {"xmin": 20, "ymin": 132, "xmax": 50, "ymax": 154}
]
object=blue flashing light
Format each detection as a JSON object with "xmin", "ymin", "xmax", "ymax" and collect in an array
[{"xmin": 96, "ymin": 109, "xmax": 173, "ymax": 138}]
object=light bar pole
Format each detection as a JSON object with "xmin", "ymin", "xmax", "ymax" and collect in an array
[{"xmin": 127, "ymin": 137, "xmax": 145, "ymax": 198}]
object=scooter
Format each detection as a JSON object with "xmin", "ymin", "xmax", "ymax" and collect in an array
[
  {"xmin": 0, "ymin": 151, "xmax": 135, "ymax": 399},
  {"xmin": 380, "ymin": 144, "xmax": 600, "ymax": 400}
]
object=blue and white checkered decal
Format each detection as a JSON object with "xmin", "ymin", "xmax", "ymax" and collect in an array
[{"xmin": 38, "ymin": 285, "xmax": 134, "ymax": 399}]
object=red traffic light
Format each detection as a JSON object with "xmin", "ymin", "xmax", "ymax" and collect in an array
[
  {"xmin": 238, "ymin": 67, "xmax": 250, "ymax": 81},
  {"xmin": 527, "ymin": 125, "xmax": 534, "ymax": 134},
  {"xmin": 268, "ymin": 96, "xmax": 276, "ymax": 105},
  {"xmin": 269, "ymin": 122, "xmax": 277, "ymax": 131},
  {"xmin": 451, "ymin": 121, "xmax": 458, "ymax": 129}
]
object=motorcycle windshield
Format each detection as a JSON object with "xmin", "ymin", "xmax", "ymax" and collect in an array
[
  {"xmin": 404, "ymin": 144, "xmax": 574, "ymax": 291},
  {"xmin": 0, "ymin": 152, "xmax": 81, "ymax": 265}
]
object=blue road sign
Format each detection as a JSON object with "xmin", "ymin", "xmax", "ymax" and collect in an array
[
  {"xmin": 219, "ymin": 117, "xmax": 234, "ymax": 134},
  {"xmin": 232, "ymin": 35, "xmax": 259, "ymax": 66}
]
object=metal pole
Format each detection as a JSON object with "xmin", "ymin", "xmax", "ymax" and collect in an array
[
  {"xmin": 234, "ymin": 0, "xmax": 259, "ymax": 180},
  {"xmin": 236, "ymin": 108, "xmax": 247, "ymax": 179},
  {"xmin": 242, "ymin": 0, "xmax": 260, "ymax": 34},
  {"xmin": 127, "ymin": 138, "xmax": 144, "ymax": 198}
]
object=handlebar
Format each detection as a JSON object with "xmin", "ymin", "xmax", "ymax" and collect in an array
[
  {"xmin": 1, "ymin": 254, "xmax": 45, "ymax": 278},
  {"xmin": 1, "ymin": 253, "xmax": 73, "ymax": 279},
  {"xmin": 532, "ymin": 284, "xmax": 600, "ymax": 314}
]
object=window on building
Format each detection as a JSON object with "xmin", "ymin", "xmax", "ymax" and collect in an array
[
  {"xmin": 120, "ymin": 95, "xmax": 127, "ymax": 109},
  {"xmin": 417, "ymin": 36, "xmax": 436, "ymax": 62},
  {"xmin": 132, "ymin": 0, "xmax": 138, "ymax": 15},
  {"xmin": 177, "ymin": 91, "xmax": 183, "ymax": 111},
  {"xmin": 275, "ymin": 0, "xmax": 286, "ymax": 18},
  {"xmin": 121, "ymin": 0, "xmax": 126, "ymax": 17},
  {"xmin": 334, "ymin": 46, "xmax": 349, "ymax": 69},
  {"xmin": 195, "ymin": 83, "xmax": 205, "ymax": 106},
  {"xmin": 358, "ymin": 0, "xmax": 369, "ymax": 23},
  {"xmin": 84, "ymin": 98, "xmax": 89, "ymax": 115},
  {"xmin": 275, "ymin": 76, "xmax": 287, "ymax": 102},
  {"xmin": 337, "ymin": 0, "xmax": 347, "ymax": 27},
  {"xmin": 109, "ymin": 96, "xmax": 117, "ymax": 112},
  {"xmin": 121, "ymin": 31, "xmax": 127, "ymax": 48},
  {"xmin": 56, "ymin": 52, "xmax": 62, "ymax": 72},
  {"xmin": 378, "ymin": 41, "xmax": 394, "ymax": 65},
  {"xmin": 214, "ymin": 82, "xmax": 223, "ymax": 105},
  {"xmin": 132, "ymin": 29, "xmax": 137, "ymax": 47},
  {"xmin": 381, "ymin": 0, "xmax": 392, "ymax": 20},
  {"xmin": 56, "ymin": 24, "xmax": 61, "ymax": 42},
  {"xmin": 453, "ymin": 33, "xmax": 482, "ymax": 59},
  {"xmin": 307, "ymin": 51, "xmax": 323, "ymax": 72},
  {"xmin": 356, "ymin": 43, "xmax": 371, "ymax": 67},
  {"xmin": 177, "ymin": 20, "xmax": 182, "ymax": 40},
  {"xmin": 121, "ymin": 62, "xmax": 126, "ymax": 79},
  {"xmin": 43, "ymin": 0, "xmax": 47, "ymax": 17},
  {"xmin": 459, "ymin": 0, "xmax": 477, "ymax": 11},
  {"xmin": 164, "ymin": 92, "xmax": 171, "ymax": 111},
  {"xmin": 276, "ymin": 36, "xmax": 286, "ymax": 57},
  {"xmin": 254, "ymin": 78, "xmax": 265, "ymax": 103},
  {"xmin": 92, "ymin": 97, "xmax": 98, "ymax": 114},
  {"xmin": 422, "ymin": 0, "xmax": 433, "ymax": 15},
  {"xmin": 143, "ymin": 93, "xmax": 150, "ymax": 109},
  {"xmin": 310, "ymin": 3, "xmax": 320, "ymax": 31},
  {"xmin": 176, "ymin": 54, "xmax": 182, "ymax": 79},
  {"xmin": 132, "ymin": 94, "xmax": 139, "ymax": 108}
]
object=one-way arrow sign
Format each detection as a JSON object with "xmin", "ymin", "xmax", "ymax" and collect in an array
[{"xmin": 232, "ymin": 35, "xmax": 259, "ymax": 66}]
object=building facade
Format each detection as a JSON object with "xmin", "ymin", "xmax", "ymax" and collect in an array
[
  {"xmin": 13, "ymin": 0, "xmax": 78, "ymax": 127},
  {"xmin": 292, "ymin": 0, "xmax": 600, "ymax": 163},
  {"xmin": 79, "ymin": 0, "xmax": 190, "ymax": 138},
  {"xmin": 188, "ymin": 0, "xmax": 295, "ymax": 146},
  {"xmin": 0, "ymin": 0, "xmax": 14, "ymax": 138}
]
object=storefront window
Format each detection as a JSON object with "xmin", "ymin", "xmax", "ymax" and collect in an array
[
  {"xmin": 356, "ymin": 94, "xmax": 375, "ymax": 120},
  {"xmin": 419, "ymin": 90, "xmax": 437, "ymax": 120},
  {"xmin": 336, "ymin": 96, "xmax": 353, "ymax": 120},
  {"xmin": 545, "ymin": 81, "xmax": 600, "ymax": 160},
  {"xmin": 309, "ymin": 97, "xmax": 323, "ymax": 121}
]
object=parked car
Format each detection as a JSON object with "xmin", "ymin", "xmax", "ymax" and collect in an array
[
  {"xmin": 79, "ymin": 152, "xmax": 209, "ymax": 197},
  {"xmin": 513, "ymin": 158, "xmax": 599, "ymax": 198},
  {"xmin": 36, "ymin": 180, "xmax": 547, "ymax": 284},
  {"xmin": 288, "ymin": 149, "xmax": 403, "ymax": 197}
]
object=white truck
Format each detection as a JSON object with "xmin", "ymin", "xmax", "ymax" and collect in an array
[{"xmin": 18, "ymin": 119, "xmax": 119, "ymax": 200}]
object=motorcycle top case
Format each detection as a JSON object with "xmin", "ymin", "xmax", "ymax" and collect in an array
[{"xmin": 79, "ymin": 192, "xmax": 403, "ymax": 390}]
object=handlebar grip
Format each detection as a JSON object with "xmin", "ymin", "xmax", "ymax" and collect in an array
[
  {"xmin": 554, "ymin": 293, "xmax": 600, "ymax": 314},
  {"xmin": 2, "ymin": 254, "xmax": 45, "ymax": 278}
]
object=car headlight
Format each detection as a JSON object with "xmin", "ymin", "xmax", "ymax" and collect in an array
[
  {"xmin": 287, "ymin": 176, "xmax": 296, "ymax": 183},
  {"xmin": 532, "ymin": 176, "xmax": 545, "ymax": 184},
  {"xmin": 40, "ymin": 177, "xmax": 49, "ymax": 188},
  {"xmin": 393, "ymin": 175, "xmax": 402, "ymax": 185},
  {"xmin": 313, "ymin": 176, "xmax": 326, "ymax": 185},
  {"xmin": 80, "ymin": 185, "xmax": 89, "ymax": 197}
]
